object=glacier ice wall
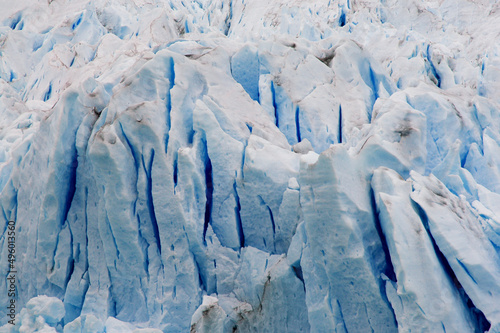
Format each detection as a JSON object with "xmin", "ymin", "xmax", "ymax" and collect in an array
[{"xmin": 1, "ymin": 0, "xmax": 500, "ymax": 332}]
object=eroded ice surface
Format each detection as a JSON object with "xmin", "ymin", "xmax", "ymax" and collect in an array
[{"xmin": 1, "ymin": 0, "xmax": 500, "ymax": 332}]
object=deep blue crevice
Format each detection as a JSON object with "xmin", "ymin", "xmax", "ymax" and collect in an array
[
  {"xmin": 202, "ymin": 140, "xmax": 213, "ymax": 244},
  {"xmin": 360, "ymin": 60, "xmax": 380, "ymax": 122},
  {"xmin": 426, "ymin": 45, "xmax": 441, "ymax": 88},
  {"xmin": 164, "ymin": 57, "xmax": 175, "ymax": 154},
  {"xmin": 64, "ymin": 225, "xmax": 75, "ymax": 289},
  {"xmin": 338, "ymin": 104, "xmax": 343, "ymax": 144},
  {"xmin": 338, "ymin": 10, "xmax": 346, "ymax": 27},
  {"xmin": 295, "ymin": 105, "xmax": 301, "ymax": 143},
  {"xmin": 166, "ymin": 57, "xmax": 176, "ymax": 90},
  {"xmin": 9, "ymin": 12, "xmax": 23, "ymax": 30},
  {"xmin": 233, "ymin": 180, "xmax": 245, "ymax": 248},
  {"xmin": 411, "ymin": 199, "xmax": 491, "ymax": 332},
  {"xmin": 460, "ymin": 148, "xmax": 470, "ymax": 169},
  {"xmin": 44, "ymin": 83, "xmax": 52, "ymax": 101},
  {"xmin": 142, "ymin": 149, "xmax": 162, "ymax": 254},
  {"xmin": 72, "ymin": 13, "xmax": 83, "ymax": 30},
  {"xmin": 267, "ymin": 206, "xmax": 276, "ymax": 235},
  {"xmin": 246, "ymin": 123, "xmax": 253, "ymax": 133},
  {"xmin": 12, "ymin": 190, "xmax": 18, "ymax": 225},
  {"xmin": 172, "ymin": 153, "xmax": 178, "ymax": 187},
  {"xmin": 368, "ymin": 66, "xmax": 379, "ymax": 101},
  {"xmin": 9, "ymin": 71, "xmax": 16, "ymax": 82},
  {"xmin": 266, "ymin": 205, "xmax": 277, "ymax": 253},
  {"xmin": 271, "ymin": 81, "xmax": 279, "ymax": 127},
  {"xmin": 224, "ymin": 0, "xmax": 233, "ymax": 36}
]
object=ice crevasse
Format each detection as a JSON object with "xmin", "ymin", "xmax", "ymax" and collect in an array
[{"xmin": 1, "ymin": 0, "xmax": 500, "ymax": 332}]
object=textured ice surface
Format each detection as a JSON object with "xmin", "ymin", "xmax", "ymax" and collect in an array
[
  {"xmin": 1, "ymin": 0, "xmax": 500, "ymax": 332},
  {"xmin": 372, "ymin": 168, "xmax": 475, "ymax": 332}
]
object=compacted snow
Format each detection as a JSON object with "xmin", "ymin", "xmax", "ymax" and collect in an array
[{"xmin": 1, "ymin": 0, "xmax": 500, "ymax": 332}]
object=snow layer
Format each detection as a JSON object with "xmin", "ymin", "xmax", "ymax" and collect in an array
[{"xmin": 1, "ymin": 0, "xmax": 500, "ymax": 332}]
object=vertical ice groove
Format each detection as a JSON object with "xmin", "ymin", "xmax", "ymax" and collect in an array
[
  {"xmin": 359, "ymin": 60, "xmax": 379, "ymax": 122},
  {"xmin": 142, "ymin": 149, "xmax": 161, "ymax": 254},
  {"xmin": 271, "ymin": 81, "xmax": 279, "ymax": 127},
  {"xmin": 338, "ymin": 104, "xmax": 343, "ymax": 144},
  {"xmin": 426, "ymin": 45, "xmax": 441, "ymax": 88},
  {"xmin": 44, "ymin": 83, "xmax": 52, "ymax": 101},
  {"xmin": 368, "ymin": 66, "xmax": 379, "ymax": 101},
  {"xmin": 338, "ymin": 8, "xmax": 346, "ymax": 27},
  {"xmin": 172, "ymin": 152, "xmax": 178, "ymax": 188},
  {"xmin": 72, "ymin": 13, "xmax": 83, "ymax": 30},
  {"xmin": 336, "ymin": 299, "xmax": 349, "ymax": 333},
  {"xmin": 50, "ymin": 227, "xmax": 62, "ymax": 274},
  {"xmin": 233, "ymin": 180, "xmax": 245, "ymax": 248},
  {"xmin": 9, "ymin": 12, "xmax": 22, "ymax": 30},
  {"xmin": 164, "ymin": 57, "xmax": 175, "ymax": 153},
  {"xmin": 224, "ymin": 0, "xmax": 233, "ymax": 36},
  {"xmin": 118, "ymin": 122, "xmax": 139, "ymax": 179},
  {"xmin": 84, "ymin": 187, "xmax": 89, "ymax": 273},
  {"xmin": 266, "ymin": 205, "xmax": 277, "ymax": 253},
  {"xmin": 64, "ymin": 225, "xmax": 75, "ymax": 289},
  {"xmin": 266, "ymin": 205, "xmax": 276, "ymax": 235},
  {"xmin": 295, "ymin": 105, "xmax": 301, "ymax": 143},
  {"xmin": 202, "ymin": 139, "xmax": 213, "ymax": 244}
]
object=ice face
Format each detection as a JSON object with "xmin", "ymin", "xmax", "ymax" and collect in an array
[
  {"xmin": 372, "ymin": 168, "xmax": 475, "ymax": 332},
  {"xmin": 1, "ymin": 0, "xmax": 500, "ymax": 332}
]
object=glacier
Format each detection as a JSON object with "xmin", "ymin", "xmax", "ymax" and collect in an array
[{"xmin": 1, "ymin": 0, "xmax": 500, "ymax": 332}]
